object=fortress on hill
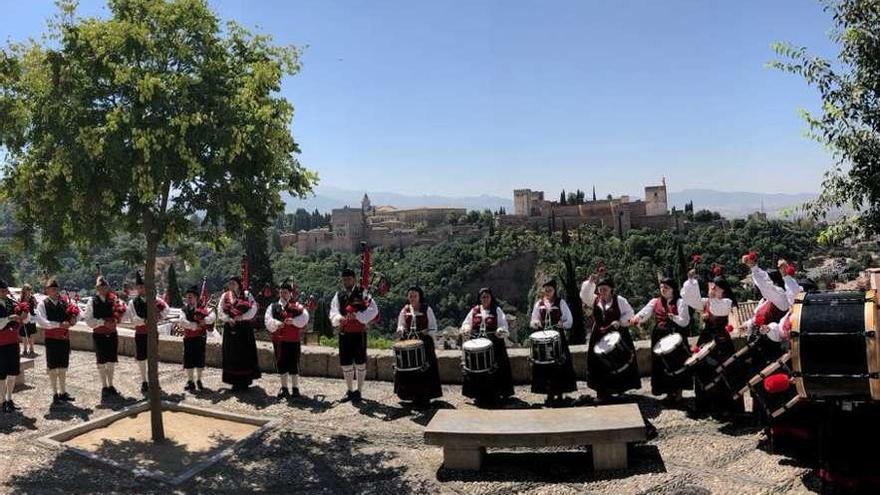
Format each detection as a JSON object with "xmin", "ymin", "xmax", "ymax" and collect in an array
[{"xmin": 500, "ymin": 178, "xmax": 674, "ymax": 234}]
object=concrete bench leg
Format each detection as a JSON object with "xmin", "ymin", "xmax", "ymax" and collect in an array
[
  {"xmin": 443, "ymin": 446, "xmax": 484, "ymax": 470},
  {"xmin": 592, "ymin": 442, "xmax": 627, "ymax": 471}
]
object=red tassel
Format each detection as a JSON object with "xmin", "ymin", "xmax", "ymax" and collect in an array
[
  {"xmin": 785, "ymin": 265, "xmax": 795, "ymax": 276},
  {"xmin": 746, "ymin": 250, "xmax": 758, "ymax": 262},
  {"xmin": 691, "ymin": 345, "xmax": 700, "ymax": 354},
  {"xmin": 764, "ymin": 373, "xmax": 791, "ymax": 394},
  {"xmin": 725, "ymin": 324, "xmax": 734, "ymax": 333},
  {"xmin": 754, "ymin": 313, "xmax": 766, "ymax": 327}
]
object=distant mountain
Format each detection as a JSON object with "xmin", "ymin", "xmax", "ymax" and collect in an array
[
  {"xmin": 282, "ymin": 185, "xmax": 513, "ymax": 213},
  {"xmin": 668, "ymin": 189, "xmax": 816, "ymax": 218}
]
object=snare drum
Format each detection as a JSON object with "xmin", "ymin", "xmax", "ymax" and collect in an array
[
  {"xmin": 529, "ymin": 330, "xmax": 561, "ymax": 365},
  {"xmin": 393, "ymin": 339, "xmax": 427, "ymax": 372},
  {"xmin": 685, "ymin": 341, "xmax": 723, "ymax": 391},
  {"xmin": 462, "ymin": 338, "xmax": 496, "ymax": 374},
  {"xmin": 714, "ymin": 340, "xmax": 774, "ymax": 399},
  {"xmin": 652, "ymin": 333, "xmax": 690, "ymax": 377},
  {"xmin": 594, "ymin": 331, "xmax": 634, "ymax": 375},
  {"xmin": 790, "ymin": 290, "xmax": 880, "ymax": 401}
]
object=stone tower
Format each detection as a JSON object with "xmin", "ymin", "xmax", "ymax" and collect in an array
[{"xmin": 644, "ymin": 178, "xmax": 668, "ymax": 217}]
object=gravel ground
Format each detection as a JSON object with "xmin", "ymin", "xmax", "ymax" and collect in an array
[{"xmin": 0, "ymin": 345, "xmax": 821, "ymax": 494}]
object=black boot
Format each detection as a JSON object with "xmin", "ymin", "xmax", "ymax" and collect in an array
[
  {"xmin": 277, "ymin": 387, "xmax": 290, "ymax": 399},
  {"xmin": 184, "ymin": 381, "xmax": 196, "ymax": 392},
  {"xmin": 291, "ymin": 388, "xmax": 301, "ymax": 398}
]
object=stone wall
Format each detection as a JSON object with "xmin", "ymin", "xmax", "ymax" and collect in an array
[{"xmin": 33, "ymin": 324, "xmax": 746, "ymax": 385}]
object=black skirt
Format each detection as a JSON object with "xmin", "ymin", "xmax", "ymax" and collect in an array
[
  {"xmin": 0, "ymin": 343, "xmax": 20, "ymax": 379},
  {"xmin": 93, "ymin": 333, "xmax": 119, "ymax": 364},
  {"xmin": 183, "ymin": 335, "xmax": 207, "ymax": 369},
  {"xmin": 273, "ymin": 341, "xmax": 301, "ymax": 375},
  {"xmin": 45, "ymin": 338, "xmax": 70, "ymax": 370},
  {"xmin": 530, "ymin": 329, "xmax": 578, "ymax": 395},
  {"xmin": 462, "ymin": 334, "xmax": 514, "ymax": 402},
  {"xmin": 339, "ymin": 332, "xmax": 367, "ymax": 366},
  {"xmin": 394, "ymin": 333, "xmax": 443, "ymax": 402},
  {"xmin": 587, "ymin": 327, "xmax": 641, "ymax": 396},
  {"xmin": 694, "ymin": 330, "xmax": 744, "ymax": 414},
  {"xmin": 222, "ymin": 321, "xmax": 261, "ymax": 387},
  {"xmin": 650, "ymin": 324, "xmax": 691, "ymax": 396}
]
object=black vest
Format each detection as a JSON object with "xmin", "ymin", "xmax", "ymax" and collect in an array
[
  {"xmin": 44, "ymin": 298, "xmax": 68, "ymax": 322},
  {"xmin": 0, "ymin": 297, "xmax": 13, "ymax": 318},
  {"xmin": 134, "ymin": 296, "xmax": 147, "ymax": 318},
  {"xmin": 92, "ymin": 295, "xmax": 114, "ymax": 319}
]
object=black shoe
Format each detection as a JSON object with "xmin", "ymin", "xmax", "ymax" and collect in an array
[
  {"xmin": 291, "ymin": 388, "xmax": 301, "ymax": 398},
  {"xmin": 107, "ymin": 386, "xmax": 119, "ymax": 396},
  {"xmin": 185, "ymin": 381, "xmax": 196, "ymax": 392},
  {"xmin": 277, "ymin": 387, "xmax": 290, "ymax": 399},
  {"xmin": 6, "ymin": 400, "xmax": 19, "ymax": 411},
  {"xmin": 340, "ymin": 391, "xmax": 354, "ymax": 402},
  {"xmin": 1, "ymin": 402, "xmax": 8, "ymax": 413},
  {"xmin": 59, "ymin": 393, "xmax": 74, "ymax": 402},
  {"xmin": 352, "ymin": 390, "xmax": 362, "ymax": 403},
  {"xmin": 101, "ymin": 387, "xmax": 109, "ymax": 399},
  {"xmin": 141, "ymin": 382, "xmax": 149, "ymax": 394},
  {"xmin": 196, "ymin": 380, "xmax": 205, "ymax": 391},
  {"xmin": 52, "ymin": 394, "xmax": 62, "ymax": 405}
]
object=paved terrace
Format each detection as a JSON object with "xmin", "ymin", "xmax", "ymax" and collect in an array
[{"xmin": 0, "ymin": 346, "xmax": 821, "ymax": 494}]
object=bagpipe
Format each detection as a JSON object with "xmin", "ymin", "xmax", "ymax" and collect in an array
[
  {"xmin": 222, "ymin": 256, "xmax": 254, "ymax": 318},
  {"xmin": 343, "ymin": 242, "xmax": 389, "ymax": 318}
]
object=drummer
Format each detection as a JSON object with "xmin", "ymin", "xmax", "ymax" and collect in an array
[
  {"xmin": 460, "ymin": 288, "xmax": 514, "ymax": 406},
  {"xmin": 682, "ymin": 269, "xmax": 745, "ymax": 417},
  {"xmin": 631, "ymin": 277, "xmax": 691, "ymax": 404},
  {"xmin": 393, "ymin": 286, "xmax": 442, "ymax": 407},
  {"xmin": 579, "ymin": 274, "xmax": 640, "ymax": 402},
  {"xmin": 740, "ymin": 255, "xmax": 797, "ymax": 361},
  {"xmin": 528, "ymin": 280, "xmax": 578, "ymax": 406}
]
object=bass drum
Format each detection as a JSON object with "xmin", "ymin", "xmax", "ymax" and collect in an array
[{"xmin": 790, "ymin": 290, "xmax": 880, "ymax": 401}]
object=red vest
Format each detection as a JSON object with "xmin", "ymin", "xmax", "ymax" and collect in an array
[
  {"xmin": 653, "ymin": 297, "xmax": 679, "ymax": 331},
  {"xmin": 469, "ymin": 306, "xmax": 498, "ymax": 337},
  {"xmin": 538, "ymin": 299, "xmax": 562, "ymax": 327},
  {"xmin": 0, "ymin": 297, "xmax": 19, "ymax": 345},
  {"xmin": 271, "ymin": 301, "xmax": 304, "ymax": 342},
  {"xmin": 182, "ymin": 306, "xmax": 212, "ymax": 338},
  {"xmin": 755, "ymin": 300, "xmax": 787, "ymax": 326},
  {"xmin": 402, "ymin": 305, "xmax": 429, "ymax": 333},
  {"xmin": 338, "ymin": 291, "xmax": 368, "ymax": 333}
]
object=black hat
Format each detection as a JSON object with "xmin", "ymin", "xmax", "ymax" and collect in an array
[
  {"xmin": 542, "ymin": 279, "xmax": 557, "ymax": 289},
  {"xmin": 46, "ymin": 278, "xmax": 59, "ymax": 289},
  {"xmin": 278, "ymin": 279, "xmax": 294, "ymax": 291},
  {"xmin": 185, "ymin": 285, "xmax": 199, "ymax": 296},
  {"xmin": 228, "ymin": 275, "xmax": 242, "ymax": 286},
  {"xmin": 135, "ymin": 271, "xmax": 144, "ymax": 286},
  {"xmin": 341, "ymin": 268, "xmax": 356, "ymax": 278},
  {"xmin": 659, "ymin": 277, "xmax": 676, "ymax": 288},
  {"xmin": 596, "ymin": 276, "xmax": 615, "ymax": 289},
  {"xmin": 0, "ymin": 280, "xmax": 7, "ymax": 290},
  {"xmin": 95, "ymin": 276, "xmax": 109, "ymax": 288}
]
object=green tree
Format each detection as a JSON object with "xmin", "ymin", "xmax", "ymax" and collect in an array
[
  {"xmin": 771, "ymin": 0, "xmax": 880, "ymax": 242},
  {"xmin": 0, "ymin": 0, "xmax": 315, "ymax": 440},
  {"xmin": 166, "ymin": 263, "xmax": 182, "ymax": 307}
]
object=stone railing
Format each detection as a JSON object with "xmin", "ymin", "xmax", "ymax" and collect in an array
[{"xmin": 35, "ymin": 324, "xmax": 741, "ymax": 384}]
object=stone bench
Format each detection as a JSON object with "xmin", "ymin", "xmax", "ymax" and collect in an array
[
  {"xmin": 424, "ymin": 404, "xmax": 647, "ymax": 471},
  {"xmin": 16, "ymin": 357, "xmax": 35, "ymax": 387}
]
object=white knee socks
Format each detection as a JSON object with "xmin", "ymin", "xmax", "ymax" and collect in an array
[
  {"xmin": 137, "ymin": 360, "xmax": 147, "ymax": 383},
  {"xmin": 48, "ymin": 369, "xmax": 59, "ymax": 394},
  {"xmin": 280, "ymin": 373, "xmax": 289, "ymax": 389},
  {"xmin": 106, "ymin": 362, "xmax": 115, "ymax": 387},
  {"xmin": 5, "ymin": 376, "xmax": 15, "ymax": 401},
  {"xmin": 58, "ymin": 368, "xmax": 68, "ymax": 394},
  {"xmin": 355, "ymin": 363, "xmax": 366, "ymax": 392},
  {"xmin": 97, "ymin": 364, "xmax": 108, "ymax": 387},
  {"xmin": 342, "ymin": 365, "xmax": 354, "ymax": 392},
  {"xmin": 196, "ymin": 368, "xmax": 203, "ymax": 381},
  {"xmin": 186, "ymin": 368, "xmax": 194, "ymax": 382},
  {"xmin": 291, "ymin": 374, "xmax": 299, "ymax": 389}
]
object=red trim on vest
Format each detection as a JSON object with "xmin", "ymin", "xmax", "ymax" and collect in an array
[
  {"xmin": 44, "ymin": 327, "xmax": 69, "ymax": 340},
  {"xmin": 273, "ymin": 325, "xmax": 302, "ymax": 343},
  {"xmin": 92, "ymin": 325, "xmax": 117, "ymax": 335},
  {"xmin": 0, "ymin": 326, "xmax": 19, "ymax": 345},
  {"xmin": 135, "ymin": 325, "xmax": 147, "ymax": 335},
  {"xmin": 184, "ymin": 326, "xmax": 211, "ymax": 339}
]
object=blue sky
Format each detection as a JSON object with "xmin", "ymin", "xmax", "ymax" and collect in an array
[{"xmin": 1, "ymin": 1, "xmax": 839, "ymax": 198}]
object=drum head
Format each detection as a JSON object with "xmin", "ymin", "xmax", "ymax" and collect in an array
[
  {"xmin": 654, "ymin": 333, "xmax": 684, "ymax": 354},
  {"xmin": 686, "ymin": 341, "xmax": 716, "ymax": 365},
  {"xmin": 463, "ymin": 337, "xmax": 493, "ymax": 351},
  {"xmin": 595, "ymin": 331, "xmax": 621, "ymax": 354},
  {"xmin": 530, "ymin": 330, "xmax": 559, "ymax": 341},
  {"xmin": 394, "ymin": 339, "xmax": 423, "ymax": 350}
]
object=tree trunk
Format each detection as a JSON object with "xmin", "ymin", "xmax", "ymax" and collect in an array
[{"xmin": 144, "ymin": 210, "xmax": 166, "ymax": 442}]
